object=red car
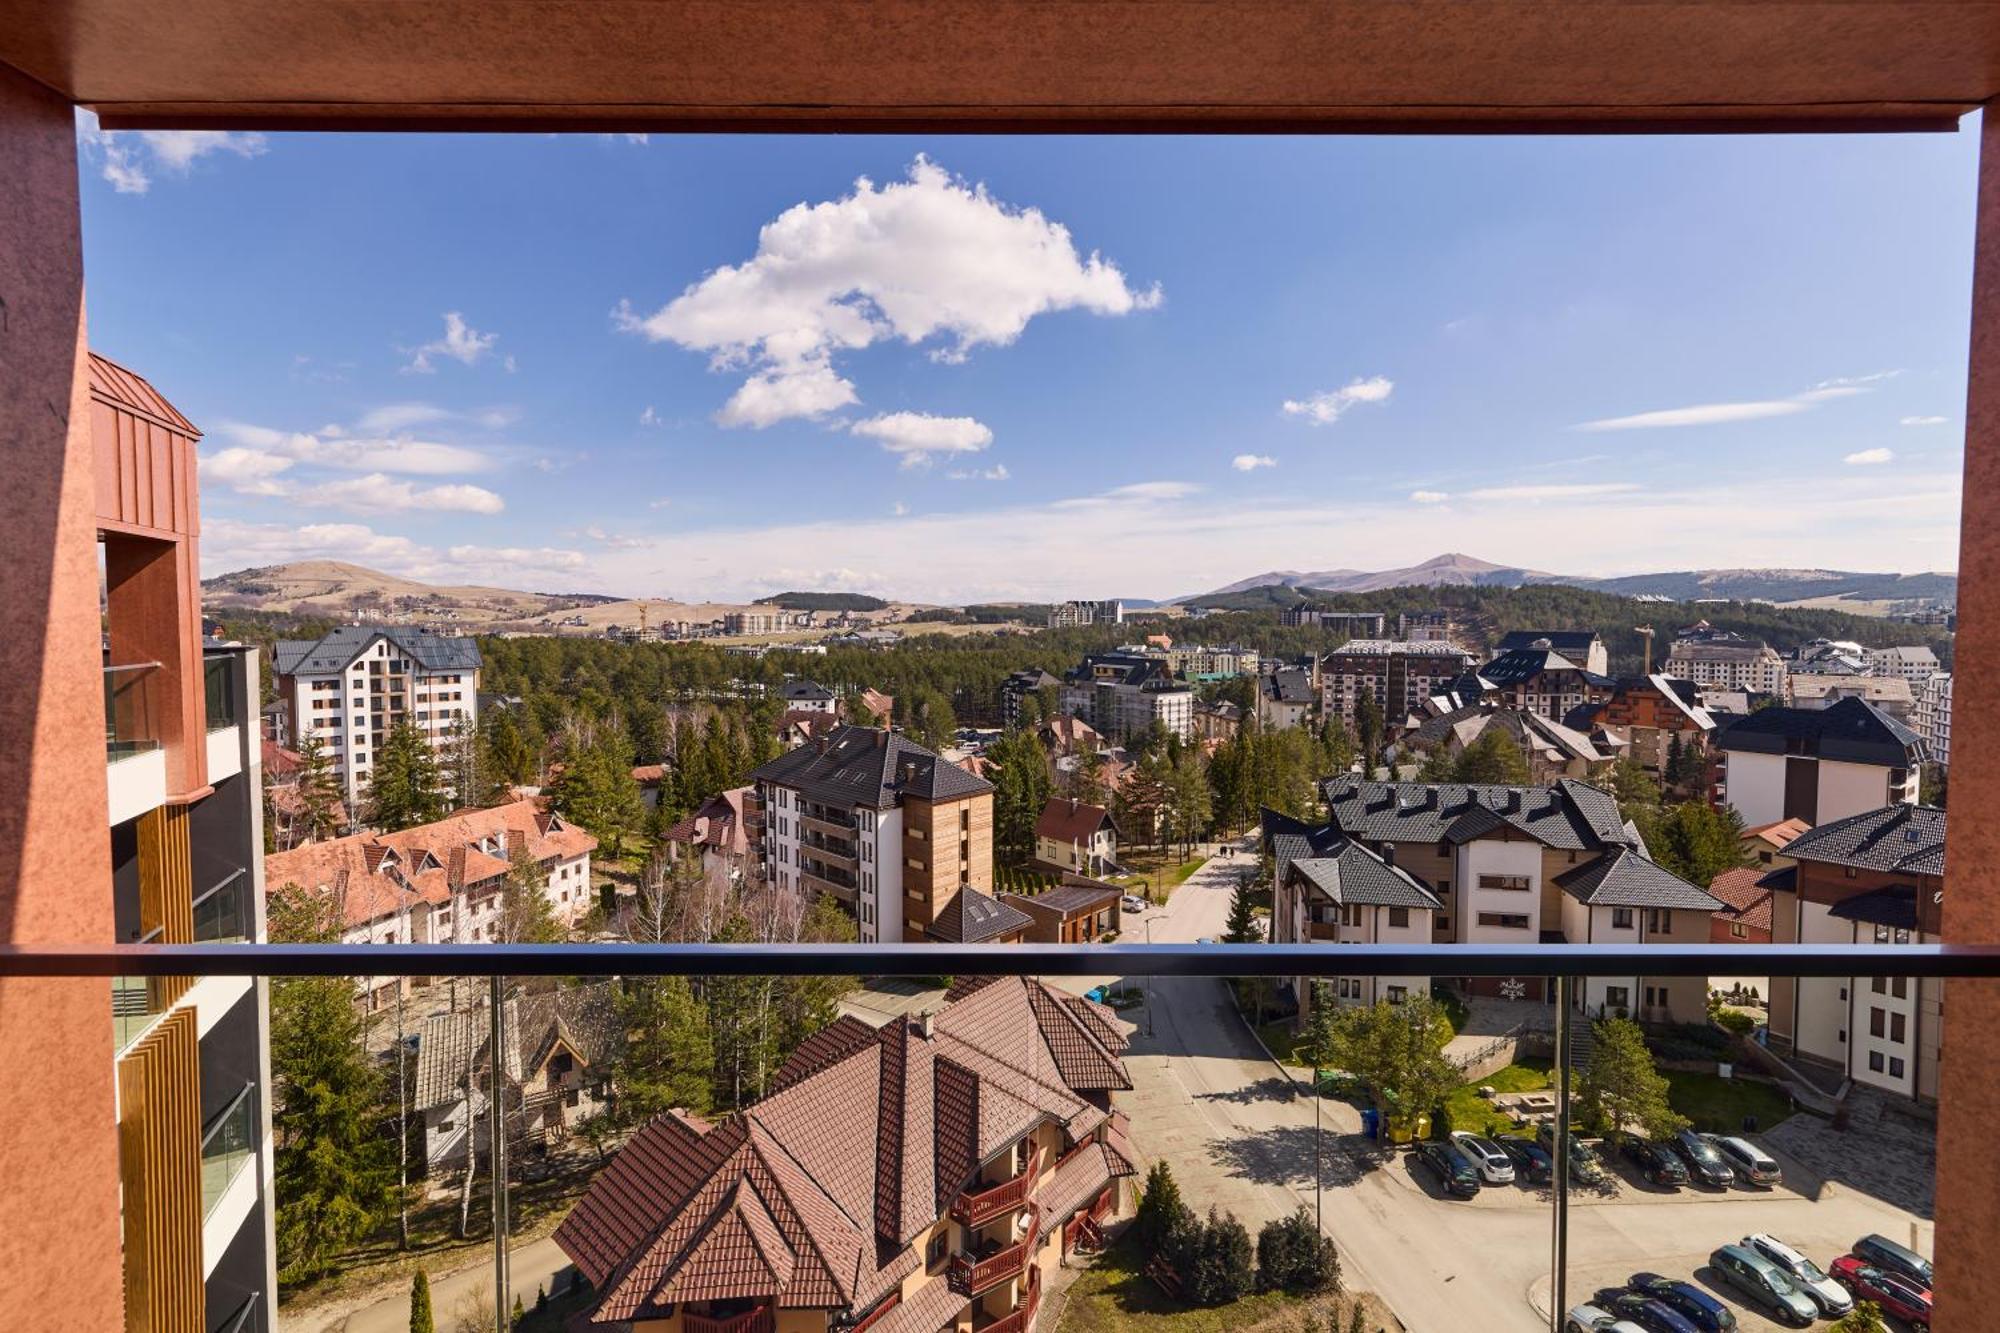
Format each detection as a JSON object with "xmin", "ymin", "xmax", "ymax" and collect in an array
[{"xmin": 1829, "ymin": 1255, "xmax": 1932, "ymax": 1332}]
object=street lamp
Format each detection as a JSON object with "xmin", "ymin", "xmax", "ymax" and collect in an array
[{"xmin": 1143, "ymin": 917, "xmax": 1155, "ymax": 1037}]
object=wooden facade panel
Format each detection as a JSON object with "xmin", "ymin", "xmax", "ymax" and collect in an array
[
  {"xmin": 92, "ymin": 395, "xmax": 197, "ymax": 538},
  {"xmin": 117, "ymin": 1007, "xmax": 203, "ymax": 1333},
  {"xmin": 137, "ymin": 803, "xmax": 195, "ymax": 1006}
]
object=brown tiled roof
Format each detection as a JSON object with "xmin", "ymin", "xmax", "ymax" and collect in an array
[
  {"xmin": 555, "ymin": 978, "xmax": 1130, "ymax": 1326},
  {"xmin": 865, "ymin": 1273, "xmax": 964, "ymax": 1333},
  {"xmin": 1708, "ymin": 866, "xmax": 1775, "ymax": 933},
  {"xmin": 1035, "ymin": 796, "xmax": 1113, "ymax": 843},
  {"xmin": 1743, "ymin": 816, "xmax": 1812, "ymax": 850},
  {"xmin": 631, "ymin": 764, "xmax": 667, "ymax": 784},
  {"xmin": 661, "ymin": 787, "xmax": 751, "ymax": 857}
]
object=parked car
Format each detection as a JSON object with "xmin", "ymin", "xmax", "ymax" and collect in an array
[
  {"xmin": 1562, "ymin": 1305, "xmax": 1647, "ymax": 1333},
  {"xmin": 1537, "ymin": 1123, "xmax": 1605, "ymax": 1182},
  {"xmin": 1593, "ymin": 1292, "xmax": 1700, "ymax": 1333},
  {"xmin": 1830, "ymin": 1255, "xmax": 1932, "ymax": 1332},
  {"xmin": 1851, "ymin": 1233, "xmax": 1935, "ymax": 1289},
  {"xmin": 1119, "ymin": 894, "xmax": 1149, "ymax": 914},
  {"xmin": 1451, "ymin": 1131, "xmax": 1516, "ymax": 1184},
  {"xmin": 1671, "ymin": 1128, "xmax": 1737, "ymax": 1188},
  {"xmin": 1627, "ymin": 1273, "xmax": 1737, "ymax": 1332},
  {"xmin": 1710, "ymin": 1135, "xmax": 1782, "ymax": 1187},
  {"xmin": 1708, "ymin": 1244, "xmax": 1819, "ymax": 1327},
  {"xmin": 1195, "ymin": 936, "xmax": 1216, "ymax": 946},
  {"xmin": 1412, "ymin": 1140, "xmax": 1481, "ymax": 1198},
  {"xmin": 1620, "ymin": 1138, "xmax": 1690, "ymax": 1187},
  {"xmin": 1743, "ymin": 1234, "xmax": 1853, "ymax": 1317},
  {"xmin": 1495, "ymin": 1134, "xmax": 1554, "ymax": 1183}
]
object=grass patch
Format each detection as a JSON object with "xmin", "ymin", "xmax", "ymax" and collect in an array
[
  {"xmin": 1665, "ymin": 1069, "xmax": 1795, "ymax": 1134},
  {"xmin": 1109, "ymin": 850, "xmax": 1210, "ymax": 897},
  {"xmin": 1056, "ymin": 1234, "xmax": 1324, "ymax": 1333},
  {"xmin": 1433, "ymin": 987, "xmax": 1470, "ymax": 1035},
  {"xmin": 1445, "ymin": 1060, "xmax": 1553, "ymax": 1137},
  {"xmin": 1255, "ymin": 1018, "xmax": 1306, "ymax": 1068}
]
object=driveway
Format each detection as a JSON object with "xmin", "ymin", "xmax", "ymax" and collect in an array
[{"xmin": 1100, "ymin": 847, "xmax": 1931, "ymax": 1333}]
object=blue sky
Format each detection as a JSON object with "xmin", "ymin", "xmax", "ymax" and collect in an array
[{"xmin": 77, "ymin": 119, "xmax": 1976, "ymax": 603}]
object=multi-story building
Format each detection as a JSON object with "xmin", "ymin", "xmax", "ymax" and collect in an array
[
  {"xmin": 1165, "ymin": 643, "xmax": 1261, "ymax": 679},
  {"xmin": 1788, "ymin": 672, "xmax": 1915, "ymax": 719},
  {"xmin": 1914, "ymin": 672, "xmax": 1953, "ymax": 768},
  {"xmin": 92, "ymin": 353, "xmax": 278, "ymax": 1330},
  {"xmin": 273, "ymin": 625, "xmax": 480, "ymax": 810},
  {"xmin": 1493, "ymin": 629, "xmax": 1609, "ymax": 677},
  {"xmin": 263, "ymin": 797, "xmax": 597, "ymax": 1006},
  {"xmin": 1060, "ymin": 653, "xmax": 1194, "ymax": 741},
  {"xmin": 1267, "ymin": 811, "xmax": 1443, "ymax": 1013},
  {"xmin": 1047, "ymin": 598, "xmax": 1124, "ymax": 628},
  {"xmin": 1033, "ymin": 797, "xmax": 1119, "ymax": 877},
  {"xmin": 1458, "ymin": 644, "xmax": 1614, "ymax": 722},
  {"xmin": 999, "ymin": 668, "xmax": 1063, "ymax": 728},
  {"xmin": 553, "ymin": 976, "xmax": 1137, "ymax": 1333},
  {"xmin": 1403, "ymin": 706, "xmax": 1610, "ymax": 784},
  {"xmin": 1764, "ymin": 804, "xmax": 1945, "ymax": 1103},
  {"xmin": 1279, "ymin": 608, "xmax": 1388, "ymax": 637},
  {"xmin": 1289, "ymin": 774, "xmax": 1721, "ymax": 1017},
  {"xmin": 1257, "ymin": 665, "xmax": 1315, "ymax": 730},
  {"xmin": 1713, "ymin": 698, "xmax": 1924, "ymax": 828},
  {"xmin": 750, "ymin": 725, "xmax": 1019, "ymax": 944},
  {"xmin": 1318, "ymin": 639, "xmax": 1477, "ymax": 729},
  {"xmin": 1867, "ymin": 644, "xmax": 1943, "ymax": 682},
  {"xmin": 1664, "ymin": 628, "xmax": 1787, "ymax": 696},
  {"xmin": 778, "ymin": 678, "xmax": 839, "ymax": 714},
  {"xmin": 1564, "ymin": 673, "xmax": 1714, "ymax": 779}
]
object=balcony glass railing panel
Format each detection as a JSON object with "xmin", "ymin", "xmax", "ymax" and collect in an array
[
  {"xmin": 203, "ymin": 656, "xmax": 237, "ymax": 732},
  {"xmin": 201, "ymin": 1084, "xmax": 257, "ymax": 1217},
  {"xmin": 103, "ymin": 662, "xmax": 161, "ymax": 759},
  {"xmin": 192, "ymin": 870, "xmax": 251, "ymax": 944}
]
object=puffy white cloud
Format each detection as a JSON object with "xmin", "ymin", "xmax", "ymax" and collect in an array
[
  {"xmin": 1845, "ymin": 448, "xmax": 1895, "ymax": 465},
  {"xmin": 1231, "ymin": 454, "xmax": 1277, "ymax": 472},
  {"xmin": 616, "ymin": 156, "xmax": 1160, "ymax": 427},
  {"xmin": 1578, "ymin": 371, "xmax": 1900, "ymax": 430},
  {"xmin": 850, "ymin": 412, "xmax": 994, "ymax": 466},
  {"xmin": 76, "ymin": 112, "xmax": 266, "ymax": 195},
  {"xmin": 1281, "ymin": 376, "xmax": 1393, "ymax": 426},
  {"xmin": 202, "ymin": 519, "xmax": 583, "ymax": 584},
  {"xmin": 405, "ymin": 312, "xmax": 500, "ymax": 373},
  {"xmin": 1410, "ymin": 490, "xmax": 1450, "ymax": 504},
  {"xmin": 215, "ymin": 420, "xmax": 495, "ymax": 476},
  {"xmin": 1901, "ymin": 415, "xmax": 1949, "ymax": 427},
  {"xmin": 948, "ymin": 464, "xmax": 1011, "ymax": 481},
  {"xmin": 278, "ymin": 473, "xmax": 505, "ymax": 514},
  {"xmin": 200, "ymin": 448, "xmax": 295, "ymax": 496}
]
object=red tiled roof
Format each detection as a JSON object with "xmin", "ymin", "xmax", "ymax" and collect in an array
[
  {"xmin": 661, "ymin": 787, "xmax": 751, "ymax": 858},
  {"xmin": 631, "ymin": 764, "xmax": 667, "ymax": 784},
  {"xmin": 262, "ymin": 740, "xmax": 302, "ymax": 777},
  {"xmin": 1035, "ymin": 796, "xmax": 1113, "ymax": 843},
  {"xmin": 1708, "ymin": 866, "xmax": 1774, "ymax": 933},
  {"xmin": 1743, "ymin": 816, "xmax": 1811, "ymax": 850}
]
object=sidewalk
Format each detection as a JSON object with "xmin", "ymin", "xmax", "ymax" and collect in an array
[{"xmin": 293, "ymin": 1233, "xmax": 573, "ymax": 1332}]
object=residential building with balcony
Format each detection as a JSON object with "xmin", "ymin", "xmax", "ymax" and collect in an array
[
  {"xmin": 661, "ymin": 786, "xmax": 755, "ymax": 883},
  {"xmin": 1032, "ymin": 797, "xmax": 1118, "ymax": 877},
  {"xmin": 1059, "ymin": 654, "xmax": 1193, "ymax": 742},
  {"xmin": 1318, "ymin": 639, "xmax": 1477, "ymax": 731},
  {"xmin": 1867, "ymin": 644, "xmax": 1943, "ymax": 682},
  {"xmin": 750, "ymin": 725, "xmax": 1007, "ymax": 944},
  {"xmin": 1165, "ymin": 643, "xmax": 1261, "ymax": 679},
  {"xmin": 1713, "ymin": 697, "xmax": 1924, "ymax": 828},
  {"xmin": 1047, "ymin": 598, "xmax": 1123, "ymax": 628},
  {"xmin": 93, "ymin": 353, "xmax": 277, "ymax": 1331},
  {"xmin": 1564, "ymin": 674, "xmax": 1715, "ymax": 779},
  {"xmin": 1279, "ymin": 608, "xmax": 1388, "ymax": 636},
  {"xmin": 1664, "ymin": 629, "xmax": 1787, "ymax": 696},
  {"xmin": 999, "ymin": 669, "xmax": 1062, "ymax": 729},
  {"xmin": 553, "ymin": 976, "xmax": 1136, "ymax": 1333},
  {"xmin": 1914, "ymin": 672, "xmax": 1953, "ymax": 768},
  {"xmin": 272, "ymin": 625, "xmax": 480, "ymax": 810},
  {"xmin": 1455, "ymin": 644, "xmax": 1615, "ymax": 723},
  {"xmin": 1763, "ymin": 804, "xmax": 1946, "ymax": 1103},
  {"xmin": 1267, "ymin": 815, "xmax": 1442, "ymax": 1014}
]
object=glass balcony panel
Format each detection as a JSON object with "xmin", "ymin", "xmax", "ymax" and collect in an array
[
  {"xmin": 103, "ymin": 661, "xmax": 161, "ymax": 759},
  {"xmin": 202, "ymin": 656, "xmax": 237, "ymax": 732},
  {"xmin": 200, "ymin": 1084, "xmax": 257, "ymax": 1217},
  {"xmin": 192, "ymin": 870, "xmax": 250, "ymax": 944}
]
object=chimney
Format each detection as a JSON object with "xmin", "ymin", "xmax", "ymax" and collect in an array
[
  {"xmin": 917, "ymin": 1011, "xmax": 934, "ymax": 1039},
  {"xmin": 1505, "ymin": 789, "xmax": 1522, "ymax": 813},
  {"xmin": 815, "ymin": 734, "xmax": 830, "ymax": 755}
]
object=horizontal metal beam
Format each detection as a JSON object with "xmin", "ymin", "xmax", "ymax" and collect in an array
[{"xmin": 5, "ymin": 941, "xmax": 2000, "ymax": 980}]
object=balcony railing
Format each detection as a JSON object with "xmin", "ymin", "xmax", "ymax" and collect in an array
[
  {"xmin": 980, "ymin": 1265, "xmax": 1041, "ymax": 1333},
  {"xmin": 951, "ymin": 1144, "xmax": 1043, "ymax": 1227},
  {"xmin": 800, "ymin": 807, "xmax": 858, "ymax": 834},
  {"xmin": 192, "ymin": 869, "xmax": 251, "ymax": 944},
  {"xmin": 949, "ymin": 1203, "xmax": 1040, "ymax": 1297},
  {"xmin": 683, "ymin": 1305, "xmax": 772, "ymax": 1333},
  {"xmin": 202, "ymin": 655, "xmax": 237, "ymax": 732},
  {"xmin": 103, "ymin": 661, "xmax": 162, "ymax": 759},
  {"xmin": 201, "ymin": 1082, "xmax": 257, "ymax": 1218}
]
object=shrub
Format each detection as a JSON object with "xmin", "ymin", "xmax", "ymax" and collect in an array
[
  {"xmin": 1713, "ymin": 1008, "xmax": 1757, "ymax": 1037},
  {"xmin": 1173, "ymin": 1207, "xmax": 1254, "ymax": 1306},
  {"xmin": 1428, "ymin": 1103, "xmax": 1454, "ymax": 1141},
  {"xmin": 1136, "ymin": 1160, "xmax": 1190, "ymax": 1252},
  {"xmin": 1257, "ymin": 1207, "xmax": 1341, "ymax": 1294}
]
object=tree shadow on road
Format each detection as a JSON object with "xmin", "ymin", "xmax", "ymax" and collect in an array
[
  {"xmin": 1204, "ymin": 1124, "xmax": 1383, "ymax": 1190},
  {"xmin": 1195, "ymin": 1076, "xmax": 1299, "ymax": 1107}
]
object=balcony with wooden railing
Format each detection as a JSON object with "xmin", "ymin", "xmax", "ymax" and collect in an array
[
  {"xmin": 801, "ymin": 870, "xmax": 859, "ymax": 904},
  {"xmin": 951, "ymin": 1144, "xmax": 1043, "ymax": 1227},
  {"xmin": 683, "ymin": 1304, "xmax": 773, "ymax": 1333},
  {"xmin": 948, "ymin": 1204, "xmax": 1040, "ymax": 1298},
  {"xmin": 800, "ymin": 806, "xmax": 858, "ymax": 835},
  {"xmin": 977, "ymin": 1266, "xmax": 1041, "ymax": 1333}
]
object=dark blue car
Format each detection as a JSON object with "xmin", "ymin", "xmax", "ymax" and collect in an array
[
  {"xmin": 1597, "ymin": 1292, "xmax": 1701, "ymax": 1333},
  {"xmin": 1629, "ymin": 1272, "xmax": 1737, "ymax": 1331}
]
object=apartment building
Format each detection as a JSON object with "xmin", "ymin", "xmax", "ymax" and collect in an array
[
  {"xmin": 1788, "ymin": 672, "xmax": 1915, "ymax": 719},
  {"xmin": 1565, "ymin": 673, "xmax": 1715, "ymax": 779},
  {"xmin": 263, "ymin": 798, "xmax": 596, "ymax": 1005},
  {"xmin": 1279, "ymin": 608, "xmax": 1388, "ymax": 636},
  {"xmin": 1257, "ymin": 665, "xmax": 1316, "ymax": 730},
  {"xmin": 1000, "ymin": 668, "xmax": 1063, "ymax": 728},
  {"xmin": 1300, "ymin": 774, "xmax": 1721, "ymax": 1018},
  {"xmin": 1318, "ymin": 639, "xmax": 1477, "ymax": 729},
  {"xmin": 1493, "ymin": 629, "xmax": 1609, "ymax": 677},
  {"xmin": 1060, "ymin": 653, "xmax": 1194, "ymax": 741},
  {"xmin": 1764, "ymin": 804, "xmax": 1946, "ymax": 1103},
  {"xmin": 554, "ymin": 976, "xmax": 1136, "ymax": 1333},
  {"xmin": 1867, "ymin": 644, "xmax": 1943, "ymax": 682},
  {"xmin": 1047, "ymin": 598, "xmax": 1124, "ymax": 628},
  {"xmin": 273, "ymin": 625, "xmax": 480, "ymax": 810},
  {"xmin": 1404, "ymin": 706, "xmax": 1610, "ymax": 784},
  {"xmin": 93, "ymin": 354, "xmax": 278, "ymax": 1331},
  {"xmin": 1914, "ymin": 672, "xmax": 1953, "ymax": 768},
  {"xmin": 1166, "ymin": 643, "xmax": 1262, "ymax": 678},
  {"xmin": 1267, "ymin": 810, "xmax": 1443, "ymax": 1013},
  {"xmin": 1664, "ymin": 628, "xmax": 1787, "ymax": 696},
  {"xmin": 1458, "ymin": 644, "xmax": 1614, "ymax": 722},
  {"xmin": 750, "ymin": 725, "xmax": 1015, "ymax": 944},
  {"xmin": 1713, "ymin": 698, "xmax": 1924, "ymax": 828}
]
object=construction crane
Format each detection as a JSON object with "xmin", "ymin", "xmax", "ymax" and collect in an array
[{"xmin": 1634, "ymin": 624, "xmax": 1655, "ymax": 675}]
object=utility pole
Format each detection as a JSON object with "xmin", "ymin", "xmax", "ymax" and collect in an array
[
  {"xmin": 489, "ymin": 976, "xmax": 510, "ymax": 1333},
  {"xmin": 1635, "ymin": 624, "xmax": 1656, "ymax": 676}
]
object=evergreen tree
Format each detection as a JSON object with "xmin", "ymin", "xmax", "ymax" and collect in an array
[
  {"xmin": 367, "ymin": 717, "xmax": 448, "ymax": 832},
  {"xmin": 410, "ymin": 1271, "xmax": 435, "ymax": 1333},
  {"xmin": 987, "ymin": 727, "xmax": 1053, "ymax": 868},
  {"xmin": 1453, "ymin": 728, "xmax": 1531, "ymax": 785},
  {"xmin": 1414, "ymin": 745, "xmax": 1456, "ymax": 783},
  {"xmin": 1920, "ymin": 762, "xmax": 1948, "ymax": 808},
  {"xmin": 1223, "ymin": 880, "xmax": 1260, "ymax": 943},
  {"xmin": 1300, "ymin": 981, "xmax": 1342, "ymax": 1076},
  {"xmin": 495, "ymin": 848, "xmax": 565, "ymax": 944},
  {"xmin": 1168, "ymin": 745, "xmax": 1213, "ymax": 853},
  {"xmin": 613, "ymin": 975, "xmax": 716, "ymax": 1119},
  {"xmin": 549, "ymin": 728, "xmax": 644, "ymax": 858},
  {"xmin": 1649, "ymin": 801, "xmax": 1750, "ymax": 887},
  {"xmin": 1354, "ymin": 694, "xmax": 1384, "ymax": 777},
  {"xmin": 1135, "ymin": 1160, "xmax": 1190, "ymax": 1251},
  {"xmin": 1580, "ymin": 1016, "xmax": 1688, "ymax": 1141},
  {"xmin": 704, "ymin": 915, "xmax": 777, "ymax": 1108},
  {"xmin": 1256, "ymin": 1206, "xmax": 1340, "ymax": 1294},
  {"xmin": 480, "ymin": 708, "xmax": 538, "ymax": 797},
  {"xmin": 907, "ymin": 686, "xmax": 958, "ymax": 753},
  {"xmin": 295, "ymin": 732, "xmax": 347, "ymax": 842}
]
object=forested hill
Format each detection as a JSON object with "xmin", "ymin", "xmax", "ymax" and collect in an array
[{"xmin": 751, "ymin": 591, "xmax": 889, "ymax": 611}]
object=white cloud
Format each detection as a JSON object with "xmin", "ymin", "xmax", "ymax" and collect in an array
[
  {"xmin": 1578, "ymin": 371, "xmax": 1900, "ymax": 430},
  {"xmin": 1901, "ymin": 416, "xmax": 1949, "ymax": 427},
  {"xmin": 948, "ymin": 464, "xmax": 1011, "ymax": 481},
  {"xmin": 1231, "ymin": 454, "xmax": 1277, "ymax": 472},
  {"xmin": 615, "ymin": 156, "xmax": 1160, "ymax": 427},
  {"xmin": 648, "ymin": 497, "xmax": 673, "ymax": 510},
  {"xmin": 1282, "ymin": 376, "xmax": 1394, "ymax": 426},
  {"xmin": 448, "ymin": 544, "xmax": 587, "ymax": 570},
  {"xmin": 1053, "ymin": 480, "xmax": 1201, "ymax": 510},
  {"xmin": 639, "ymin": 406, "xmax": 662, "ymax": 427},
  {"xmin": 1845, "ymin": 448, "xmax": 1895, "ymax": 466},
  {"xmin": 76, "ymin": 112, "xmax": 266, "ymax": 195},
  {"xmin": 892, "ymin": 502, "xmax": 910, "ymax": 516},
  {"xmin": 1460, "ymin": 482, "xmax": 1641, "ymax": 501},
  {"xmin": 1410, "ymin": 490, "xmax": 1450, "ymax": 504},
  {"xmin": 850, "ymin": 412, "xmax": 994, "ymax": 466},
  {"xmin": 284, "ymin": 473, "xmax": 505, "ymax": 515},
  {"xmin": 215, "ymin": 420, "xmax": 495, "ymax": 476},
  {"xmin": 354, "ymin": 402, "xmax": 456, "ymax": 433},
  {"xmin": 200, "ymin": 448, "xmax": 295, "ymax": 496},
  {"xmin": 405, "ymin": 312, "xmax": 500, "ymax": 373}
]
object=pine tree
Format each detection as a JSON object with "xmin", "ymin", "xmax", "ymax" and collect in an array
[
  {"xmin": 1453, "ymin": 728, "xmax": 1531, "ymax": 785},
  {"xmin": 1581, "ymin": 1017, "xmax": 1688, "ymax": 1141},
  {"xmin": 1223, "ymin": 880, "xmax": 1260, "ymax": 943},
  {"xmin": 1649, "ymin": 801, "xmax": 1750, "ymax": 887},
  {"xmin": 1300, "ymin": 980, "xmax": 1342, "ymax": 1076},
  {"xmin": 495, "ymin": 848, "xmax": 565, "ymax": 944},
  {"xmin": 1135, "ymin": 1160, "xmax": 1189, "ymax": 1250},
  {"xmin": 613, "ymin": 975, "xmax": 714, "ymax": 1120},
  {"xmin": 409, "ymin": 1271, "xmax": 435, "ymax": 1333},
  {"xmin": 367, "ymin": 717, "xmax": 448, "ymax": 832},
  {"xmin": 442, "ymin": 714, "xmax": 480, "ymax": 810},
  {"xmin": 482, "ymin": 708, "xmax": 538, "ymax": 796},
  {"xmin": 295, "ymin": 732, "xmax": 347, "ymax": 841},
  {"xmin": 549, "ymin": 728, "xmax": 644, "ymax": 858},
  {"xmin": 987, "ymin": 727, "xmax": 1053, "ymax": 868}
]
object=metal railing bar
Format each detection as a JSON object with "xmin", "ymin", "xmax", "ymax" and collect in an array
[
  {"xmin": 191, "ymin": 867, "xmax": 248, "ymax": 911},
  {"xmin": 6, "ymin": 941, "xmax": 2000, "ymax": 979}
]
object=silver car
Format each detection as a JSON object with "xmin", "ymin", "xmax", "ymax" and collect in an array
[
  {"xmin": 1744, "ymin": 1234, "xmax": 1852, "ymax": 1316},
  {"xmin": 1451, "ymin": 1131, "xmax": 1517, "ymax": 1184},
  {"xmin": 1562, "ymin": 1305, "xmax": 1646, "ymax": 1333}
]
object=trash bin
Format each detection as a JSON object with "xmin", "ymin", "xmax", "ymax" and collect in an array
[{"xmin": 1359, "ymin": 1108, "xmax": 1380, "ymax": 1140}]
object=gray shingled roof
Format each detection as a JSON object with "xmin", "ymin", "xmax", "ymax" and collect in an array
[
  {"xmin": 780, "ymin": 679, "xmax": 835, "ymax": 702},
  {"xmin": 1781, "ymin": 803, "xmax": 1945, "ymax": 876},
  {"xmin": 1321, "ymin": 775, "xmax": 1633, "ymax": 852},
  {"xmin": 1553, "ymin": 847, "xmax": 1723, "ymax": 910},
  {"xmin": 1266, "ymin": 667, "xmax": 1314, "ymax": 705},
  {"xmin": 925, "ymin": 887, "xmax": 1033, "ymax": 943},
  {"xmin": 1826, "ymin": 885, "xmax": 1921, "ymax": 930},
  {"xmin": 1713, "ymin": 697, "xmax": 1924, "ymax": 766},
  {"xmin": 414, "ymin": 982, "xmax": 621, "ymax": 1111},
  {"xmin": 1496, "ymin": 630, "xmax": 1600, "ymax": 656},
  {"xmin": 751, "ymin": 725, "xmax": 992, "ymax": 807},
  {"xmin": 1287, "ymin": 848, "xmax": 1443, "ymax": 910},
  {"xmin": 274, "ymin": 624, "xmax": 482, "ymax": 676},
  {"xmin": 1478, "ymin": 646, "xmax": 1582, "ymax": 686}
]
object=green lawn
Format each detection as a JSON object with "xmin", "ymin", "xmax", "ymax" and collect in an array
[
  {"xmin": 1056, "ymin": 1235, "xmax": 1327, "ymax": 1333},
  {"xmin": 1109, "ymin": 850, "xmax": 1209, "ymax": 899},
  {"xmin": 1446, "ymin": 1060, "xmax": 1553, "ymax": 1137},
  {"xmin": 1665, "ymin": 1070, "xmax": 1795, "ymax": 1134}
]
